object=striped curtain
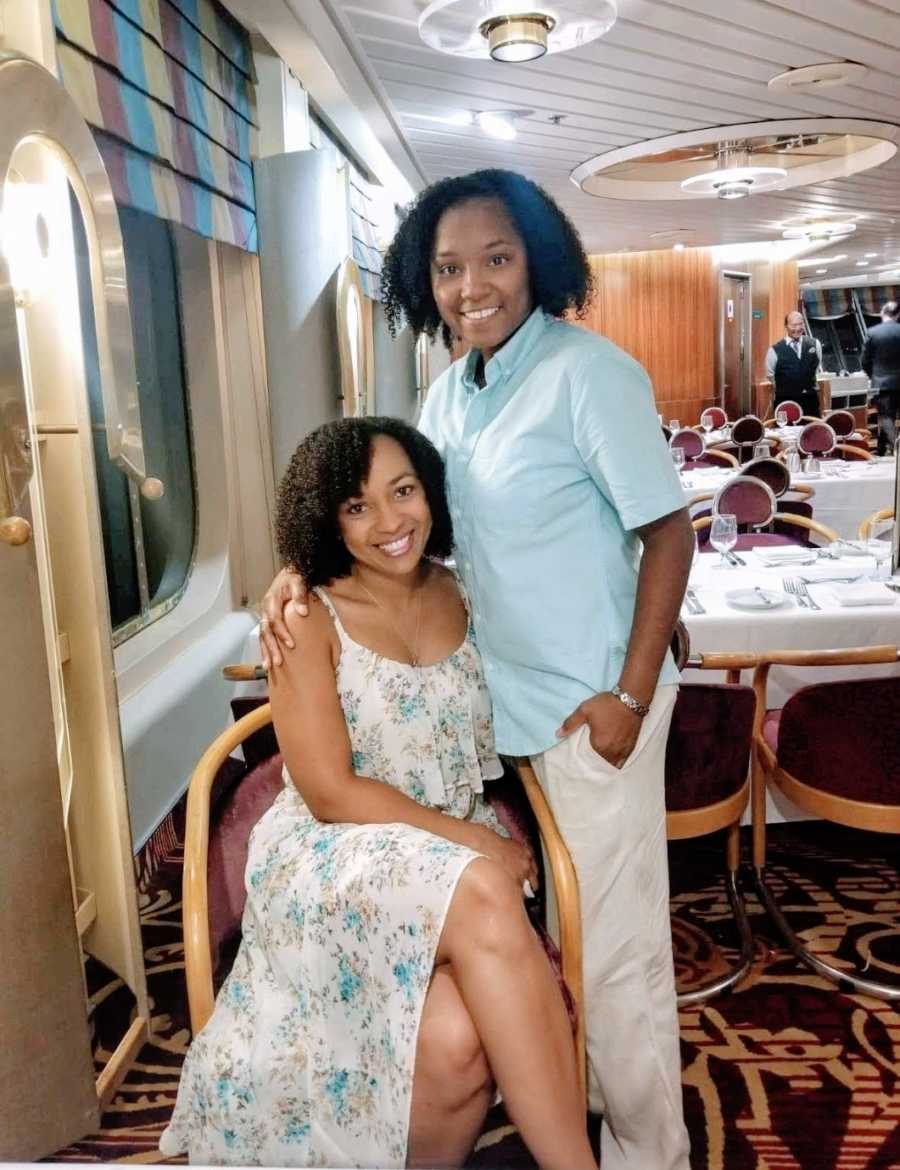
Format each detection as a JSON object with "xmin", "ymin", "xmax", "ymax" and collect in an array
[
  {"xmin": 856, "ymin": 285, "xmax": 900, "ymax": 316},
  {"xmin": 802, "ymin": 287, "xmax": 853, "ymax": 320},
  {"xmin": 53, "ymin": 0, "xmax": 258, "ymax": 251},
  {"xmin": 348, "ymin": 167, "xmax": 383, "ymax": 301}
]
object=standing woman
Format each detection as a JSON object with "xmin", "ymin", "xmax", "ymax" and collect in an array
[{"xmin": 261, "ymin": 168, "xmax": 693, "ymax": 1170}]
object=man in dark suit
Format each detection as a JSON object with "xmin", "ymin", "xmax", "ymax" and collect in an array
[
  {"xmin": 861, "ymin": 301, "xmax": 900, "ymax": 455},
  {"xmin": 765, "ymin": 311, "xmax": 822, "ymax": 419}
]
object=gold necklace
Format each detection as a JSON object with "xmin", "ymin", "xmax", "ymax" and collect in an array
[{"xmin": 357, "ymin": 577, "xmax": 425, "ymax": 667}]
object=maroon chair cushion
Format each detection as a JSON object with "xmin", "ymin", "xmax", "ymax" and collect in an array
[
  {"xmin": 825, "ymin": 410, "xmax": 855, "ymax": 437},
  {"xmin": 742, "ymin": 457, "xmax": 789, "ymax": 498},
  {"xmin": 776, "ymin": 679, "xmax": 900, "ymax": 805},
  {"xmin": 665, "ymin": 684, "xmax": 755, "ymax": 812},
  {"xmin": 207, "ymin": 753, "xmax": 284, "ymax": 972},
  {"xmin": 701, "ymin": 406, "xmax": 727, "ymax": 429},
  {"xmin": 731, "ymin": 415, "xmax": 764, "ymax": 446},
  {"xmin": 671, "ymin": 429, "xmax": 705, "ymax": 459},
  {"xmin": 777, "ymin": 400, "xmax": 803, "ymax": 423},
  {"xmin": 714, "ymin": 477, "xmax": 775, "ymax": 527},
  {"xmin": 799, "ymin": 421, "xmax": 836, "ymax": 456}
]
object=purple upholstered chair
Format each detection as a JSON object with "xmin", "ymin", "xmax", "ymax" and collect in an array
[
  {"xmin": 670, "ymin": 428, "xmax": 705, "ymax": 461},
  {"xmin": 824, "ymin": 409, "xmax": 855, "ymax": 438},
  {"xmin": 752, "ymin": 648, "xmax": 900, "ymax": 1000},
  {"xmin": 693, "ymin": 475, "xmax": 838, "ymax": 550},
  {"xmin": 666, "ymin": 669, "xmax": 757, "ymax": 1004},
  {"xmin": 798, "ymin": 420, "xmax": 837, "ymax": 457},
  {"xmin": 775, "ymin": 399, "xmax": 803, "ymax": 424},
  {"xmin": 183, "ymin": 690, "xmax": 586, "ymax": 1093},
  {"xmin": 730, "ymin": 415, "xmax": 765, "ymax": 463},
  {"xmin": 700, "ymin": 406, "xmax": 728, "ymax": 431}
]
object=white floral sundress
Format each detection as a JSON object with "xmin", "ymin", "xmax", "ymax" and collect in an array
[{"xmin": 160, "ymin": 577, "xmax": 505, "ymax": 1167}]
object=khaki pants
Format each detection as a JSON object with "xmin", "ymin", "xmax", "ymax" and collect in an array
[{"xmin": 531, "ymin": 685, "xmax": 690, "ymax": 1170}]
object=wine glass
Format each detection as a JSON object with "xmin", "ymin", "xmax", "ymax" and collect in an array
[
  {"xmin": 671, "ymin": 446, "xmax": 686, "ymax": 471},
  {"xmin": 710, "ymin": 513, "xmax": 738, "ymax": 569},
  {"xmin": 867, "ymin": 518, "xmax": 894, "ymax": 579},
  {"xmin": 669, "ymin": 418, "xmax": 681, "ymax": 431},
  {"xmin": 701, "ymin": 413, "xmax": 714, "ymax": 436},
  {"xmin": 775, "ymin": 407, "xmax": 788, "ymax": 430},
  {"xmin": 752, "ymin": 441, "xmax": 770, "ymax": 460}
]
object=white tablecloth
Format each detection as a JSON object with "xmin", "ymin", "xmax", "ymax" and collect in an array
[
  {"xmin": 681, "ymin": 458, "xmax": 895, "ymax": 539},
  {"xmin": 682, "ymin": 549, "xmax": 900, "ymax": 823}
]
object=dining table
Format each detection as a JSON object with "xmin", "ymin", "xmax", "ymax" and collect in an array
[{"xmin": 680, "ymin": 455, "xmax": 895, "ymax": 540}]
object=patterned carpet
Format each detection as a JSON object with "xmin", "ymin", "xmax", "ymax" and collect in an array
[{"xmin": 51, "ymin": 822, "xmax": 900, "ymax": 1169}]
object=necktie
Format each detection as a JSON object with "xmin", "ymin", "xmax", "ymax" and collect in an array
[{"xmin": 793, "ymin": 340, "xmax": 801, "ymax": 358}]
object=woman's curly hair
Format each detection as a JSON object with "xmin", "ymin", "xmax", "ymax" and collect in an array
[
  {"xmin": 275, "ymin": 417, "xmax": 453, "ymax": 586},
  {"xmin": 381, "ymin": 168, "xmax": 594, "ymax": 349}
]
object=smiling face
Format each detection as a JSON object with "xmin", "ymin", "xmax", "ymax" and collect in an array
[
  {"xmin": 786, "ymin": 311, "xmax": 805, "ymax": 340},
  {"xmin": 430, "ymin": 197, "xmax": 533, "ymax": 361},
  {"xmin": 337, "ymin": 435, "xmax": 432, "ymax": 577}
]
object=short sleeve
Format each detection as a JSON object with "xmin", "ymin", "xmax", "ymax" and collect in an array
[{"xmin": 569, "ymin": 343, "xmax": 686, "ymax": 532}]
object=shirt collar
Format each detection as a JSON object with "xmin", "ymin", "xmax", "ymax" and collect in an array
[{"xmin": 461, "ymin": 307, "xmax": 549, "ymax": 394}]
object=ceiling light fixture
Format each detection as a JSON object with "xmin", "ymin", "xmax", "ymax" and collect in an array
[
  {"xmin": 768, "ymin": 61, "xmax": 868, "ymax": 93},
  {"xmin": 476, "ymin": 111, "xmax": 517, "ymax": 140},
  {"xmin": 672, "ymin": 242, "xmax": 685, "ymax": 251},
  {"xmin": 856, "ymin": 260, "xmax": 869, "ymax": 266},
  {"xmin": 418, "ymin": 1, "xmax": 617, "ymax": 60},
  {"xmin": 680, "ymin": 143, "xmax": 785, "ymax": 200},
  {"xmin": 816, "ymin": 268, "xmax": 827, "ymax": 273},
  {"xmin": 480, "ymin": 13, "xmax": 554, "ymax": 62},
  {"xmin": 782, "ymin": 220, "xmax": 857, "ymax": 242},
  {"xmin": 797, "ymin": 253, "xmax": 848, "ymax": 266},
  {"xmin": 865, "ymin": 252, "xmax": 878, "ymax": 257}
]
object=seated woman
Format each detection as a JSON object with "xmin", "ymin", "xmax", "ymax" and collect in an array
[{"xmin": 160, "ymin": 417, "xmax": 595, "ymax": 1169}]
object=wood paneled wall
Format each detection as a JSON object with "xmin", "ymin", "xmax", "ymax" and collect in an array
[
  {"xmin": 581, "ymin": 250, "xmax": 717, "ymax": 425},
  {"xmin": 580, "ymin": 249, "xmax": 799, "ymax": 424}
]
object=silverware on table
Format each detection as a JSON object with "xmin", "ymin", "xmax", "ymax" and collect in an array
[
  {"xmin": 753, "ymin": 586, "xmax": 775, "ymax": 607},
  {"xmin": 783, "ymin": 578, "xmax": 808, "ymax": 608},
  {"xmin": 685, "ymin": 586, "xmax": 706, "ymax": 614},
  {"xmin": 727, "ymin": 551, "xmax": 747, "ymax": 566}
]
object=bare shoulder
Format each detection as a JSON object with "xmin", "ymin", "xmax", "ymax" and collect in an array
[{"xmin": 283, "ymin": 590, "xmax": 340, "ymax": 664}]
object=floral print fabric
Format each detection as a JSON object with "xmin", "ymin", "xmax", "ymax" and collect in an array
[{"xmin": 160, "ymin": 579, "xmax": 505, "ymax": 1166}]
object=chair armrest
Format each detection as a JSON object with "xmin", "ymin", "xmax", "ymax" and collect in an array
[
  {"xmin": 706, "ymin": 448, "xmax": 739, "ymax": 468},
  {"xmin": 770, "ymin": 512, "xmax": 838, "ymax": 543},
  {"xmin": 184, "ymin": 701, "xmax": 273, "ymax": 1036},
  {"xmin": 513, "ymin": 759, "xmax": 586, "ymax": 1105},
  {"xmin": 858, "ymin": 507, "xmax": 894, "ymax": 541},
  {"xmin": 834, "ymin": 443, "xmax": 873, "ymax": 461}
]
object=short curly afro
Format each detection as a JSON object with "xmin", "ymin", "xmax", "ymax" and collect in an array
[
  {"xmin": 275, "ymin": 417, "xmax": 453, "ymax": 586},
  {"xmin": 381, "ymin": 168, "xmax": 593, "ymax": 349}
]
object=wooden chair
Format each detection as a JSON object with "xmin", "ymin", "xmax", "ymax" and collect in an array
[
  {"xmin": 751, "ymin": 646, "xmax": 900, "ymax": 1000},
  {"xmin": 666, "ymin": 649, "xmax": 760, "ymax": 1003},
  {"xmin": 858, "ymin": 507, "xmax": 894, "ymax": 541},
  {"xmin": 183, "ymin": 689, "xmax": 587, "ymax": 1101},
  {"xmin": 691, "ymin": 476, "xmax": 838, "ymax": 549}
]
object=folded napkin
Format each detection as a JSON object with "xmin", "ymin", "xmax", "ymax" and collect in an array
[
  {"xmin": 796, "ymin": 562, "xmax": 866, "ymax": 583},
  {"xmin": 830, "ymin": 582, "xmax": 896, "ymax": 607},
  {"xmin": 754, "ymin": 547, "xmax": 816, "ymax": 566}
]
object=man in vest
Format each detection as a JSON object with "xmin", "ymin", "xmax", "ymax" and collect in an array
[
  {"xmin": 861, "ymin": 301, "xmax": 900, "ymax": 455},
  {"xmin": 765, "ymin": 311, "xmax": 823, "ymax": 419}
]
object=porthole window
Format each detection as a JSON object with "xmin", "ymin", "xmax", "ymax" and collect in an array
[{"xmin": 72, "ymin": 201, "xmax": 196, "ymax": 640}]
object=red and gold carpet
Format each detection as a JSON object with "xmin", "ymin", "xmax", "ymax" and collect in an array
[{"xmin": 51, "ymin": 822, "xmax": 900, "ymax": 1169}]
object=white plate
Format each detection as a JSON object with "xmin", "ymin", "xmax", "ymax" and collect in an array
[{"xmin": 725, "ymin": 588, "xmax": 789, "ymax": 611}]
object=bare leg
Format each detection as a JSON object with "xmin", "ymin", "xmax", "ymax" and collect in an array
[
  {"xmin": 435, "ymin": 859, "xmax": 597, "ymax": 1170},
  {"xmin": 407, "ymin": 965, "xmax": 493, "ymax": 1168}
]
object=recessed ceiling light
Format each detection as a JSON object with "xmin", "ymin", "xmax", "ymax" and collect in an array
[
  {"xmin": 856, "ymin": 260, "xmax": 869, "ymax": 266},
  {"xmin": 768, "ymin": 61, "xmax": 868, "ymax": 92},
  {"xmin": 782, "ymin": 220, "xmax": 857, "ymax": 242},
  {"xmin": 797, "ymin": 252, "xmax": 848, "ymax": 266},
  {"xmin": 865, "ymin": 252, "xmax": 878, "ymax": 257},
  {"xmin": 476, "ymin": 111, "xmax": 517, "ymax": 141},
  {"xmin": 816, "ymin": 268, "xmax": 827, "ymax": 273},
  {"xmin": 672, "ymin": 243, "xmax": 685, "ymax": 251}
]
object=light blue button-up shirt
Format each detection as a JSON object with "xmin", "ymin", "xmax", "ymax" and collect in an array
[{"xmin": 418, "ymin": 308, "xmax": 684, "ymax": 756}]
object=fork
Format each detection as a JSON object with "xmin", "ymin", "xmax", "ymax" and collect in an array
[
  {"xmin": 685, "ymin": 586, "xmax": 706, "ymax": 614},
  {"xmin": 794, "ymin": 577, "xmax": 821, "ymax": 610},
  {"xmin": 783, "ymin": 577, "xmax": 808, "ymax": 608}
]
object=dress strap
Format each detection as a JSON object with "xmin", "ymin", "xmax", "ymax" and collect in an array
[{"xmin": 312, "ymin": 586, "xmax": 351, "ymax": 646}]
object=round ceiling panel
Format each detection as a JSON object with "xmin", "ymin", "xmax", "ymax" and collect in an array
[{"xmin": 418, "ymin": 0, "xmax": 617, "ymax": 59}]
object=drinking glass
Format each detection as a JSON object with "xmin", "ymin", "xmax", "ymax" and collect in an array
[
  {"xmin": 867, "ymin": 518, "xmax": 894, "ymax": 579},
  {"xmin": 802, "ymin": 455, "xmax": 820, "ymax": 476},
  {"xmin": 786, "ymin": 447, "xmax": 801, "ymax": 475},
  {"xmin": 710, "ymin": 513, "xmax": 738, "ymax": 569},
  {"xmin": 671, "ymin": 446, "xmax": 686, "ymax": 471},
  {"xmin": 669, "ymin": 418, "xmax": 681, "ymax": 431},
  {"xmin": 701, "ymin": 415, "xmax": 714, "ymax": 436},
  {"xmin": 775, "ymin": 408, "xmax": 788, "ymax": 430},
  {"xmin": 752, "ymin": 441, "xmax": 770, "ymax": 460}
]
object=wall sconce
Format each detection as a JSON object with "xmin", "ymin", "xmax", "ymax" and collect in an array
[{"xmin": 1, "ymin": 172, "xmax": 52, "ymax": 307}]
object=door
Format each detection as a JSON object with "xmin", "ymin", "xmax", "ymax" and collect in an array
[
  {"xmin": 720, "ymin": 272, "xmax": 752, "ymax": 418},
  {"xmin": 0, "ymin": 280, "xmax": 99, "ymax": 1158}
]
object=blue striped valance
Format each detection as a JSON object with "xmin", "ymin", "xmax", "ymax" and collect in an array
[{"xmin": 53, "ymin": 0, "xmax": 258, "ymax": 251}]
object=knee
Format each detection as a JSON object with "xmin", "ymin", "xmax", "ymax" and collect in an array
[
  {"xmin": 417, "ymin": 1004, "xmax": 491, "ymax": 1108},
  {"xmin": 455, "ymin": 860, "xmax": 530, "ymax": 952}
]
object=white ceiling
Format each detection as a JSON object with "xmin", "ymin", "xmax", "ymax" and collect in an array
[{"xmin": 326, "ymin": 0, "xmax": 900, "ymax": 284}]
